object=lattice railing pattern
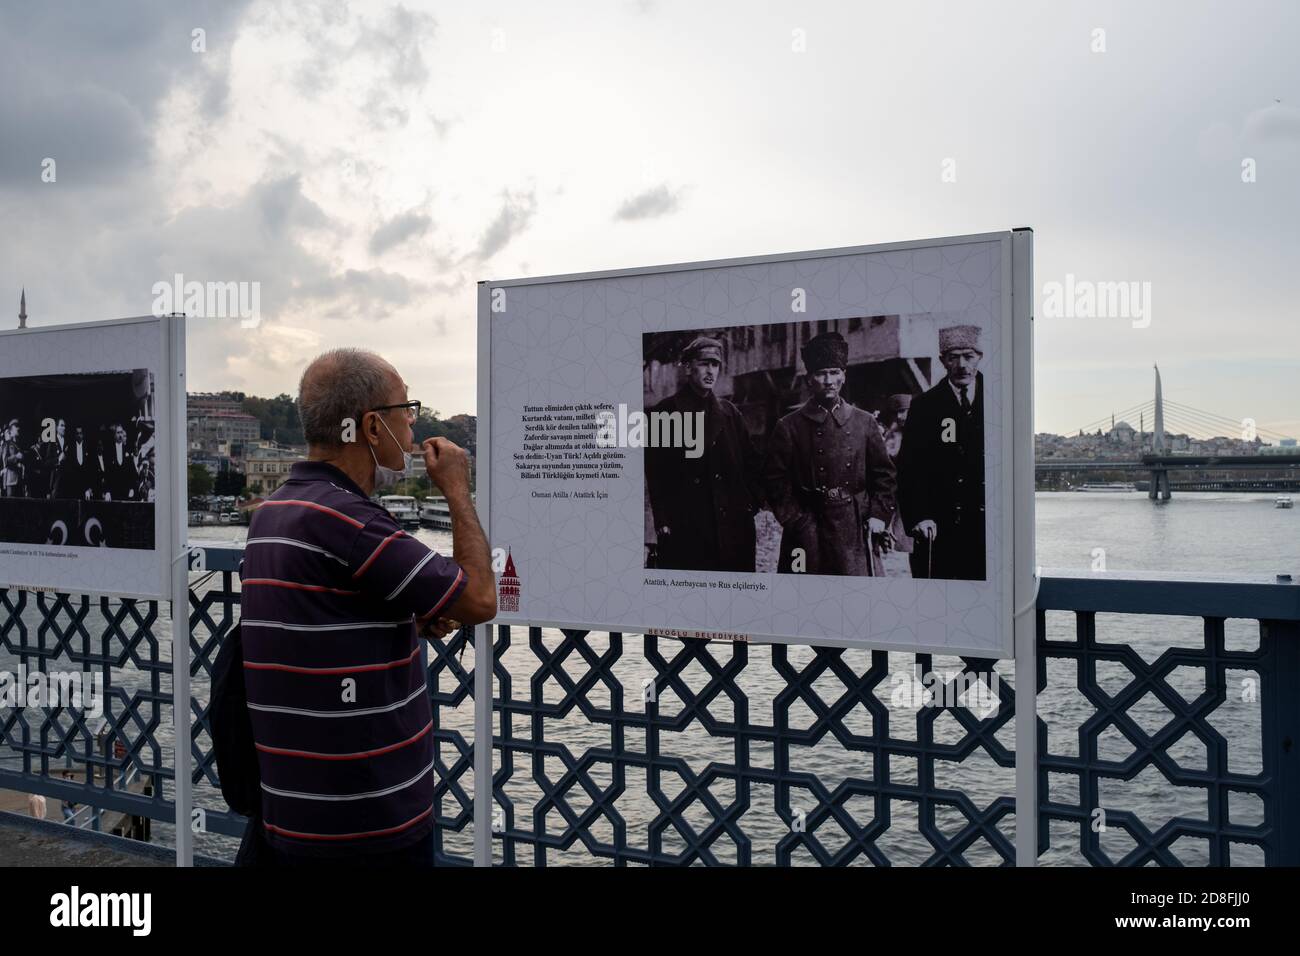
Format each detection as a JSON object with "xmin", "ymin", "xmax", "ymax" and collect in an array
[
  {"xmin": 2, "ymin": 551, "xmax": 1296, "ymax": 866},
  {"xmin": 0, "ymin": 587, "xmax": 171, "ymax": 824},
  {"xmin": 1035, "ymin": 609, "xmax": 1278, "ymax": 866},
  {"xmin": 488, "ymin": 627, "xmax": 1017, "ymax": 866}
]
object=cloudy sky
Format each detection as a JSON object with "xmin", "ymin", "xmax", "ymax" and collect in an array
[{"xmin": 2, "ymin": 0, "xmax": 1296, "ymax": 436}]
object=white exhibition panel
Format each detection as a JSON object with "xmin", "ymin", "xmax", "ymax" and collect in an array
[
  {"xmin": 481, "ymin": 233, "xmax": 1029, "ymax": 657},
  {"xmin": 0, "ymin": 316, "xmax": 179, "ymax": 599}
]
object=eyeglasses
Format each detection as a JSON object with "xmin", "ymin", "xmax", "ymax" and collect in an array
[{"xmin": 369, "ymin": 400, "xmax": 422, "ymax": 423}]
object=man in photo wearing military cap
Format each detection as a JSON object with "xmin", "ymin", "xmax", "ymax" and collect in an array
[
  {"xmin": 645, "ymin": 335, "xmax": 762, "ymax": 572},
  {"xmin": 896, "ymin": 323, "xmax": 986, "ymax": 581},
  {"xmin": 762, "ymin": 331, "xmax": 897, "ymax": 576}
]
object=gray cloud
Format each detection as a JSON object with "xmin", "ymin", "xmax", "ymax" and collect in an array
[
  {"xmin": 299, "ymin": 268, "xmax": 417, "ymax": 320},
  {"xmin": 362, "ymin": 86, "xmax": 412, "ymax": 130},
  {"xmin": 1244, "ymin": 102, "xmax": 1300, "ymax": 144},
  {"xmin": 153, "ymin": 176, "xmax": 419, "ymax": 320},
  {"xmin": 4, "ymin": 171, "xmax": 419, "ymax": 346},
  {"xmin": 289, "ymin": 2, "xmax": 435, "ymax": 125},
  {"xmin": 0, "ymin": 1, "xmax": 253, "ymax": 186},
  {"xmin": 369, "ymin": 209, "xmax": 434, "ymax": 255},
  {"xmin": 355, "ymin": 4, "xmax": 436, "ymax": 88},
  {"xmin": 252, "ymin": 174, "xmax": 331, "ymax": 235},
  {"xmin": 474, "ymin": 189, "xmax": 537, "ymax": 261},
  {"xmin": 614, "ymin": 183, "xmax": 682, "ymax": 221},
  {"xmin": 430, "ymin": 113, "xmax": 460, "ymax": 139}
]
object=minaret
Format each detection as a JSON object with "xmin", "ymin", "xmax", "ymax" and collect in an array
[
  {"xmin": 1152, "ymin": 363, "xmax": 1165, "ymax": 452},
  {"xmin": 18, "ymin": 288, "xmax": 27, "ymax": 329}
]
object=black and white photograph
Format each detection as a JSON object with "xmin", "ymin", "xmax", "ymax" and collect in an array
[
  {"xmin": 0, "ymin": 369, "xmax": 157, "ymax": 549},
  {"xmin": 643, "ymin": 314, "xmax": 988, "ymax": 581}
]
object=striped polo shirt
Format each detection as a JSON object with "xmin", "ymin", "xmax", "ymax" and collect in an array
[{"xmin": 238, "ymin": 460, "xmax": 467, "ymax": 856}]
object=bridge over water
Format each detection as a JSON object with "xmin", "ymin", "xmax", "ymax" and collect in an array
[
  {"xmin": 1040, "ymin": 366, "xmax": 1298, "ymax": 498},
  {"xmin": 1036, "ymin": 454, "xmax": 1300, "ymax": 495}
]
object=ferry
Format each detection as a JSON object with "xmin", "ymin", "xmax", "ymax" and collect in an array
[
  {"xmin": 1277, "ymin": 496, "xmax": 1294, "ymax": 509},
  {"xmin": 379, "ymin": 495, "xmax": 421, "ymax": 529},
  {"xmin": 1073, "ymin": 482, "xmax": 1137, "ymax": 493},
  {"xmin": 420, "ymin": 496, "xmax": 452, "ymax": 530}
]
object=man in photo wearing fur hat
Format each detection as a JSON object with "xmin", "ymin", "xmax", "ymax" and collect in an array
[
  {"xmin": 762, "ymin": 331, "xmax": 897, "ymax": 576},
  {"xmin": 645, "ymin": 335, "xmax": 762, "ymax": 572},
  {"xmin": 897, "ymin": 323, "xmax": 986, "ymax": 581}
]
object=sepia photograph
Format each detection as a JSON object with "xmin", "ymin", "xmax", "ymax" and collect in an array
[
  {"xmin": 643, "ymin": 314, "xmax": 988, "ymax": 581},
  {"xmin": 0, "ymin": 369, "xmax": 157, "ymax": 549}
]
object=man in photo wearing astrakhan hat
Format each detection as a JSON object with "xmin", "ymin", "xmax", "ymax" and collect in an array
[
  {"xmin": 645, "ymin": 334, "xmax": 762, "ymax": 572},
  {"xmin": 896, "ymin": 323, "xmax": 986, "ymax": 581},
  {"xmin": 762, "ymin": 331, "xmax": 897, "ymax": 576}
]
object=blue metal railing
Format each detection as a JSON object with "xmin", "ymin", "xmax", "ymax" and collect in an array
[{"xmin": 2, "ymin": 545, "xmax": 1296, "ymax": 865}]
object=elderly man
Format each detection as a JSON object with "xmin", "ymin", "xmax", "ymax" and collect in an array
[
  {"xmin": 763, "ymin": 331, "xmax": 897, "ymax": 576},
  {"xmin": 645, "ymin": 335, "xmax": 762, "ymax": 572},
  {"xmin": 897, "ymin": 324, "xmax": 986, "ymax": 581},
  {"xmin": 236, "ymin": 348, "xmax": 495, "ymax": 867}
]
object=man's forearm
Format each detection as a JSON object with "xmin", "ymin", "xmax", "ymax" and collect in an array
[{"xmin": 446, "ymin": 488, "xmax": 491, "ymax": 591}]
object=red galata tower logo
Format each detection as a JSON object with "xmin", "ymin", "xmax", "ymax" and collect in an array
[{"xmin": 498, "ymin": 551, "xmax": 520, "ymax": 612}]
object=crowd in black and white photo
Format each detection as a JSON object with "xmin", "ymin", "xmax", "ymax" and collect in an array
[
  {"xmin": 0, "ymin": 416, "xmax": 156, "ymax": 502},
  {"xmin": 0, "ymin": 370, "xmax": 158, "ymax": 506},
  {"xmin": 643, "ymin": 318, "xmax": 987, "ymax": 582}
]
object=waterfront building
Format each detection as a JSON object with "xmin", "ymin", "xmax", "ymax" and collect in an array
[{"xmin": 242, "ymin": 441, "xmax": 306, "ymax": 496}]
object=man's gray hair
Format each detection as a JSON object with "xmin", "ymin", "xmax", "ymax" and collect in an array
[{"xmin": 298, "ymin": 348, "xmax": 395, "ymax": 448}]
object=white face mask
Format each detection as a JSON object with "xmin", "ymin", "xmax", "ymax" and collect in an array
[{"xmin": 369, "ymin": 416, "xmax": 415, "ymax": 488}]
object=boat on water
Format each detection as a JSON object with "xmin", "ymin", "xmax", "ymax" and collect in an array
[
  {"xmin": 420, "ymin": 496, "xmax": 452, "ymax": 530},
  {"xmin": 379, "ymin": 494, "xmax": 422, "ymax": 529},
  {"xmin": 1277, "ymin": 496, "xmax": 1294, "ymax": 509},
  {"xmin": 1073, "ymin": 482, "xmax": 1138, "ymax": 493}
]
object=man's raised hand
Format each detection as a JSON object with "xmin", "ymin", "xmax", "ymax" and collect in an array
[{"xmin": 422, "ymin": 437, "xmax": 471, "ymax": 498}]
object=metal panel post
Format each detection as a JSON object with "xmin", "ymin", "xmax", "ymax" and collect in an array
[
  {"xmin": 1265, "ymin": 619, "xmax": 1300, "ymax": 864},
  {"xmin": 167, "ymin": 315, "xmax": 193, "ymax": 867},
  {"xmin": 473, "ymin": 281, "xmax": 494, "ymax": 866},
  {"xmin": 473, "ymin": 624, "xmax": 494, "ymax": 866},
  {"xmin": 1011, "ymin": 228, "xmax": 1038, "ymax": 866}
]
